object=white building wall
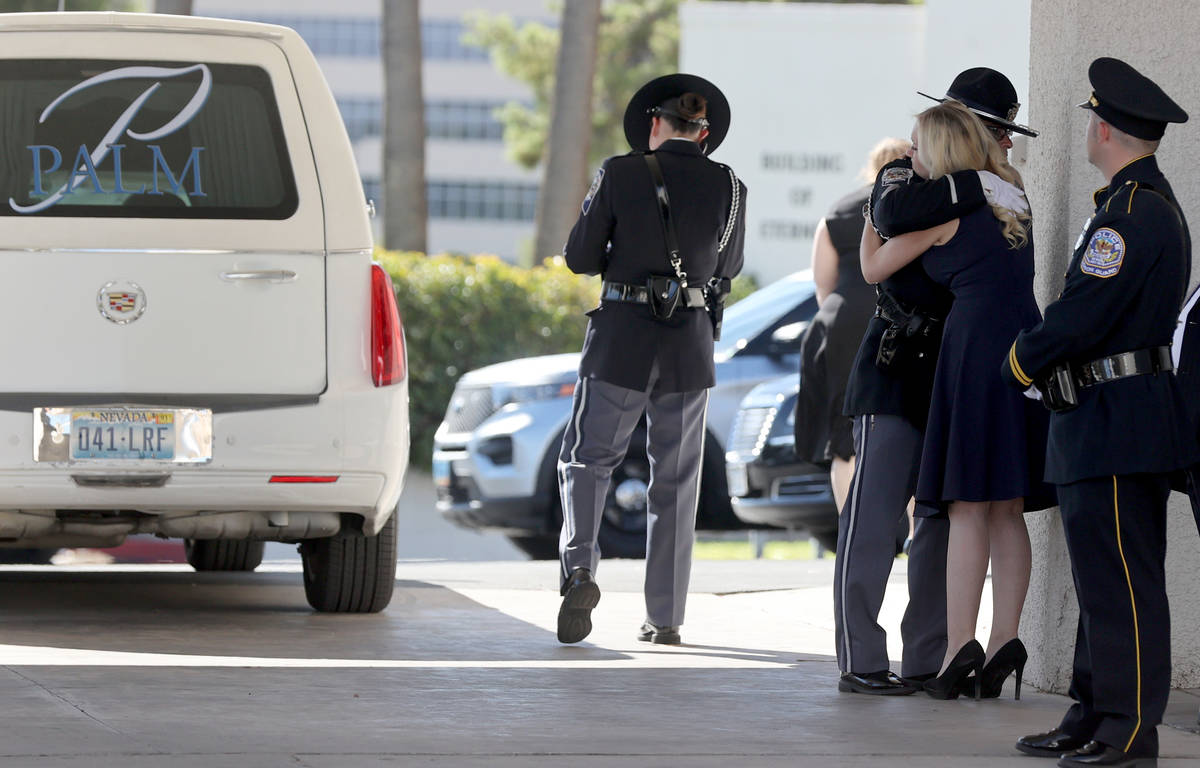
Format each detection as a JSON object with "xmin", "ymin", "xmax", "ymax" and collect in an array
[{"xmin": 680, "ymin": 0, "xmax": 1031, "ymax": 285}]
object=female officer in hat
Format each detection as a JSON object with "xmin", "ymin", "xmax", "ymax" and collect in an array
[
  {"xmin": 834, "ymin": 67, "xmax": 1037, "ymax": 696},
  {"xmin": 555, "ymin": 73, "xmax": 747, "ymax": 646}
]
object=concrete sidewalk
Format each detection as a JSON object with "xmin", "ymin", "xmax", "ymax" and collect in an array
[{"xmin": 0, "ymin": 558, "xmax": 1196, "ymax": 766}]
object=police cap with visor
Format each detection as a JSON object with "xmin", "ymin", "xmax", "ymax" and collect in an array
[
  {"xmin": 1078, "ymin": 56, "xmax": 1188, "ymax": 140},
  {"xmin": 919, "ymin": 66, "xmax": 1038, "ymax": 138},
  {"xmin": 623, "ymin": 73, "xmax": 731, "ymax": 155}
]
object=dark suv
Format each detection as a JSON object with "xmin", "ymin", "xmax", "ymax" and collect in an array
[{"xmin": 724, "ymin": 375, "xmax": 839, "ymax": 550}]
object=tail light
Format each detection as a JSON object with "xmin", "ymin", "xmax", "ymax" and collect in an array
[{"xmin": 370, "ymin": 263, "xmax": 407, "ymax": 387}]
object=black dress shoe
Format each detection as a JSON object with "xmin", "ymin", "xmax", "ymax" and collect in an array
[
  {"xmin": 1057, "ymin": 741, "xmax": 1156, "ymax": 767},
  {"xmin": 557, "ymin": 568, "xmax": 600, "ymax": 644},
  {"xmin": 899, "ymin": 671, "xmax": 935, "ymax": 687},
  {"xmin": 838, "ymin": 670, "xmax": 919, "ymax": 695},
  {"xmin": 637, "ymin": 621, "xmax": 681, "ymax": 645},
  {"xmin": 1015, "ymin": 728, "xmax": 1090, "ymax": 758}
]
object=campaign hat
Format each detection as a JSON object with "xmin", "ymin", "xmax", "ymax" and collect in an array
[
  {"xmin": 623, "ymin": 73, "xmax": 730, "ymax": 154},
  {"xmin": 1078, "ymin": 56, "xmax": 1188, "ymax": 140},
  {"xmin": 919, "ymin": 67, "xmax": 1038, "ymax": 137}
]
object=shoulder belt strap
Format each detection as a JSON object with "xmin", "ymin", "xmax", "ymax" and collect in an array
[{"xmin": 643, "ymin": 153, "xmax": 687, "ymax": 283}]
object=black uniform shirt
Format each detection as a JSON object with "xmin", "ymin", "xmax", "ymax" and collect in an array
[
  {"xmin": 563, "ymin": 139, "xmax": 747, "ymax": 392},
  {"xmin": 870, "ymin": 157, "xmax": 987, "ymax": 238},
  {"xmin": 842, "ymin": 158, "xmax": 971, "ymax": 428},
  {"xmin": 1001, "ymin": 154, "xmax": 1198, "ymax": 483}
]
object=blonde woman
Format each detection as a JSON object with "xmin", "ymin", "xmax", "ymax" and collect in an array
[{"xmin": 860, "ymin": 99, "xmax": 1053, "ymax": 699}]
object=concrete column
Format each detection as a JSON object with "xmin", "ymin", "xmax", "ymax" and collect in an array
[{"xmin": 1023, "ymin": 0, "xmax": 1200, "ymax": 692}]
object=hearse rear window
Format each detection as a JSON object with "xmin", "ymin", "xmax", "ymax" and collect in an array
[{"xmin": 0, "ymin": 60, "xmax": 298, "ymax": 219}]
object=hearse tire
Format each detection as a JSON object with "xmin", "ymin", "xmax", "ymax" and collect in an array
[
  {"xmin": 185, "ymin": 539, "xmax": 265, "ymax": 572},
  {"xmin": 301, "ymin": 512, "xmax": 397, "ymax": 613}
]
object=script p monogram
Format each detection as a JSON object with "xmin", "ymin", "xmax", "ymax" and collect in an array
[{"xmin": 9, "ymin": 63, "xmax": 212, "ymax": 214}]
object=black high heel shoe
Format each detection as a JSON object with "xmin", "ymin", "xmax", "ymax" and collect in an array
[
  {"xmin": 924, "ymin": 640, "xmax": 984, "ymax": 700},
  {"xmin": 979, "ymin": 638, "xmax": 1028, "ymax": 700}
]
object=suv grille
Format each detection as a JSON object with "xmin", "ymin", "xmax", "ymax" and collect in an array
[
  {"xmin": 443, "ymin": 386, "xmax": 497, "ymax": 433},
  {"xmin": 727, "ymin": 406, "xmax": 777, "ymax": 455}
]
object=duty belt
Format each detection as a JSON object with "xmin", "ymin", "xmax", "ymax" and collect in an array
[
  {"xmin": 601, "ymin": 280, "xmax": 708, "ymax": 309},
  {"xmin": 1074, "ymin": 346, "xmax": 1174, "ymax": 387}
]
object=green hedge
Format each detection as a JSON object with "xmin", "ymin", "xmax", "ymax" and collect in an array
[
  {"xmin": 378, "ymin": 250, "xmax": 598, "ymax": 468},
  {"xmin": 377, "ymin": 249, "xmax": 759, "ymax": 469}
]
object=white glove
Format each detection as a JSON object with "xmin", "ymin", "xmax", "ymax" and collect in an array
[
  {"xmin": 1022, "ymin": 385, "xmax": 1042, "ymax": 402},
  {"xmin": 978, "ymin": 170, "xmax": 1030, "ymax": 216}
]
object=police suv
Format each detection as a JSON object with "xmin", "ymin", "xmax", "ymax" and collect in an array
[
  {"xmin": 0, "ymin": 13, "xmax": 409, "ymax": 612},
  {"xmin": 434, "ymin": 273, "xmax": 819, "ymax": 558}
]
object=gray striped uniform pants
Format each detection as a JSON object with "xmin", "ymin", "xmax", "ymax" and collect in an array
[
  {"xmin": 833, "ymin": 414, "xmax": 949, "ymax": 677},
  {"xmin": 558, "ymin": 365, "xmax": 709, "ymax": 628}
]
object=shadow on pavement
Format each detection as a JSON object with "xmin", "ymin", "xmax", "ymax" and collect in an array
[{"xmin": 0, "ymin": 568, "xmax": 632, "ymax": 662}]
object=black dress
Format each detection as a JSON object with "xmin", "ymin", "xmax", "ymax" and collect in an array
[
  {"xmin": 915, "ymin": 206, "xmax": 1054, "ymax": 516},
  {"xmin": 794, "ymin": 187, "xmax": 878, "ymax": 464}
]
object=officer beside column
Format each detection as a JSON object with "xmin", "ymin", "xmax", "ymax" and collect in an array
[
  {"xmin": 1002, "ymin": 58, "xmax": 1193, "ymax": 768},
  {"xmin": 555, "ymin": 73, "xmax": 747, "ymax": 646},
  {"xmin": 836, "ymin": 67, "xmax": 1035, "ymax": 694}
]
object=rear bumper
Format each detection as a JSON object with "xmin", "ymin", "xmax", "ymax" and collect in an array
[
  {"xmin": 0, "ymin": 379, "xmax": 410, "ymax": 536},
  {"xmin": 0, "ymin": 469, "xmax": 385, "ymax": 512}
]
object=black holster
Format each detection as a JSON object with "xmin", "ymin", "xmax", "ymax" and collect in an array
[
  {"xmin": 647, "ymin": 275, "xmax": 683, "ymax": 320},
  {"xmin": 707, "ymin": 276, "xmax": 731, "ymax": 341},
  {"xmin": 874, "ymin": 290, "xmax": 942, "ymax": 374},
  {"xmin": 1040, "ymin": 364, "xmax": 1079, "ymax": 412}
]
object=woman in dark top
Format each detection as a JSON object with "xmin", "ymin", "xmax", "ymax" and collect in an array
[
  {"xmin": 862, "ymin": 100, "xmax": 1052, "ymax": 699},
  {"xmin": 796, "ymin": 138, "xmax": 909, "ymax": 512}
]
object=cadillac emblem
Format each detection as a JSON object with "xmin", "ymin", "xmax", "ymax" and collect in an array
[{"xmin": 97, "ymin": 281, "xmax": 147, "ymax": 325}]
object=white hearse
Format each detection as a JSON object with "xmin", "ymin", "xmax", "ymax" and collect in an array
[{"xmin": 0, "ymin": 13, "xmax": 409, "ymax": 612}]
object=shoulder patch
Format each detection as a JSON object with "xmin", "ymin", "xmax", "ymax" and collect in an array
[
  {"xmin": 1080, "ymin": 227, "xmax": 1125, "ymax": 278},
  {"xmin": 581, "ymin": 167, "xmax": 605, "ymax": 215},
  {"xmin": 881, "ymin": 167, "xmax": 913, "ymax": 185}
]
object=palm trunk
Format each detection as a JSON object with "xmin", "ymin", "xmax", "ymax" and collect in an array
[
  {"xmin": 531, "ymin": 0, "xmax": 602, "ymax": 266},
  {"xmin": 382, "ymin": 0, "xmax": 428, "ymax": 253},
  {"xmin": 153, "ymin": 0, "xmax": 192, "ymax": 14}
]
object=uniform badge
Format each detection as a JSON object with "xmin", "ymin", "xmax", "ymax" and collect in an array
[
  {"xmin": 1080, "ymin": 227, "xmax": 1125, "ymax": 278},
  {"xmin": 581, "ymin": 167, "xmax": 605, "ymax": 215},
  {"xmin": 881, "ymin": 167, "xmax": 912, "ymax": 185}
]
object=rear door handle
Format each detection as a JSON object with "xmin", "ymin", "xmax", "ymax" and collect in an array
[{"xmin": 220, "ymin": 270, "xmax": 298, "ymax": 283}]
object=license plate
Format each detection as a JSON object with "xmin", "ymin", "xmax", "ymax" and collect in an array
[
  {"xmin": 432, "ymin": 458, "xmax": 451, "ymax": 487},
  {"xmin": 33, "ymin": 407, "xmax": 212, "ymax": 463}
]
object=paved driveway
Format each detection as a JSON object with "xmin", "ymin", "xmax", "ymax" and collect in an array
[{"xmin": 0, "ymin": 559, "xmax": 1197, "ymax": 767}]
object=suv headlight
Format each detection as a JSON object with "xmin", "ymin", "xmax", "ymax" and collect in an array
[{"xmin": 493, "ymin": 380, "xmax": 576, "ymax": 409}]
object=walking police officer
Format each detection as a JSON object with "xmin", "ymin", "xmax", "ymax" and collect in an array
[
  {"xmin": 556, "ymin": 74, "xmax": 747, "ymax": 646},
  {"xmin": 1003, "ymin": 58, "xmax": 1193, "ymax": 768},
  {"xmin": 836, "ymin": 67, "xmax": 1035, "ymax": 694}
]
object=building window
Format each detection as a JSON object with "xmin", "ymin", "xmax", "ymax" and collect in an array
[
  {"xmin": 428, "ymin": 180, "xmax": 538, "ymax": 220},
  {"xmin": 337, "ymin": 99, "xmax": 507, "ymax": 142},
  {"xmin": 337, "ymin": 98, "xmax": 383, "ymax": 142},
  {"xmin": 207, "ymin": 15, "xmax": 492, "ymax": 61},
  {"xmin": 362, "ymin": 179, "xmax": 539, "ymax": 222},
  {"xmin": 421, "ymin": 19, "xmax": 489, "ymax": 61},
  {"xmin": 426, "ymin": 101, "xmax": 505, "ymax": 140}
]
